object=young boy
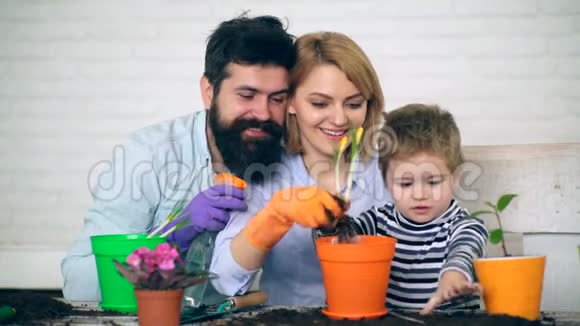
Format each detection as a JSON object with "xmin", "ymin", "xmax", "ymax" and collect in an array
[{"xmin": 350, "ymin": 103, "xmax": 488, "ymax": 314}]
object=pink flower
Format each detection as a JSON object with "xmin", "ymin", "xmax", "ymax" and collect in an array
[
  {"xmin": 143, "ymin": 255, "xmax": 157, "ymax": 272},
  {"xmin": 158, "ymin": 258, "xmax": 175, "ymax": 271},
  {"xmin": 154, "ymin": 243, "xmax": 179, "ymax": 260},
  {"xmin": 116, "ymin": 242, "xmax": 212, "ymax": 290},
  {"xmin": 167, "ymin": 247, "xmax": 178, "ymax": 260},
  {"xmin": 126, "ymin": 253, "xmax": 141, "ymax": 268},
  {"xmin": 134, "ymin": 247, "xmax": 150, "ymax": 256},
  {"xmin": 152, "ymin": 243, "xmax": 179, "ymax": 271}
]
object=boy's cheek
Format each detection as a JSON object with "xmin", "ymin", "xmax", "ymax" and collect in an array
[{"xmin": 388, "ymin": 185, "xmax": 406, "ymax": 206}]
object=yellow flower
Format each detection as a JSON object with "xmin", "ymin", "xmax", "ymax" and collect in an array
[{"xmin": 338, "ymin": 135, "xmax": 348, "ymax": 155}]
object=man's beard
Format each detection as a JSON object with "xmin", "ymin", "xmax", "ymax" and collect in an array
[{"xmin": 208, "ymin": 102, "xmax": 285, "ymax": 184}]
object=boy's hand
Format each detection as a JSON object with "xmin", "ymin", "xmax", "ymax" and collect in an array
[{"xmin": 420, "ymin": 270, "xmax": 482, "ymax": 315}]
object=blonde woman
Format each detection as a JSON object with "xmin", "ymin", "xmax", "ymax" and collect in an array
[{"xmin": 210, "ymin": 32, "xmax": 391, "ymax": 305}]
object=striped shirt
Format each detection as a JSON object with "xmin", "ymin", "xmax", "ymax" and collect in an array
[{"xmin": 351, "ymin": 199, "xmax": 488, "ymax": 311}]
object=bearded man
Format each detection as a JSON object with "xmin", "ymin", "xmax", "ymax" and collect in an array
[{"xmin": 61, "ymin": 14, "xmax": 295, "ymax": 302}]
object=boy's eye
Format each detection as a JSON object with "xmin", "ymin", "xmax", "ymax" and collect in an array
[
  {"xmin": 428, "ymin": 177, "xmax": 445, "ymax": 185},
  {"xmin": 398, "ymin": 182, "xmax": 413, "ymax": 188}
]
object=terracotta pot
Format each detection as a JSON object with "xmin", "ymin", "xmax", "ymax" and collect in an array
[
  {"xmin": 316, "ymin": 235, "xmax": 397, "ymax": 320},
  {"xmin": 135, "ymin": 289, "xmax": 184, "ymax": 326},
  {"xmin": 474, "ymin": 256, "xmax": 546, "ymax": 321}
]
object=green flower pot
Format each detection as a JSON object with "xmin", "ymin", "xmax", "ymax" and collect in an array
[{"xmin": 91, "ymin": 233, "xmax": 166, "ymax": 313}]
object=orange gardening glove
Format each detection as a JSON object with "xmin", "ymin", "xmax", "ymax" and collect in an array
[{"xmin": 243, "ymin": 186, "xmax": 347, "ymax": 251}]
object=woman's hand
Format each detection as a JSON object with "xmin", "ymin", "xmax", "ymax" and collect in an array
[{"xmin": 243, "ymin": 186, "xmax": 347, "ymax": 251}]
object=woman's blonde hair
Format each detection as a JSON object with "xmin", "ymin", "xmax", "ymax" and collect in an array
[{"xmin": 286, "ymin": 32, "xmax": 385, "ymax": 160}]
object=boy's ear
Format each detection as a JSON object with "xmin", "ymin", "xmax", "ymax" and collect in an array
[{"xmin": 200, "ymin": 76, "xmax": 214, "ymax": 109}]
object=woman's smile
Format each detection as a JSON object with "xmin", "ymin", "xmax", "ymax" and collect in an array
[{"xmin": 320, "ymin": 128, "xmax": 348, "ymax": 140}]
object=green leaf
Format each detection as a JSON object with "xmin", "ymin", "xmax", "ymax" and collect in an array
[
  {"xmin": 497, "ymin": 194, "xmax": 518, "ymax": 212},
  {"xmin": 348, "ymin": 126, "xmax": 358, "ymax": 160},
  {"xmin": 471, "ymin": 210, "xmax": 493, "ymax": 217},
  {"xmin": 489, "ymin": 228, "xmax": 503, "ymax": 244},
  {"xmin": 174, "ymin": 218, "xmax": 188, "ymax": 231},
  {"xmin": 332, "ymin": 149, "xmax": 339, "ymax": 167},
  {"xmin": 484, "ymin": 201, "xmax": 496, "ymax": 211}
]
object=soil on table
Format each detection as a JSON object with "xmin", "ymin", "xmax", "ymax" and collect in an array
[
  {"xmin": 211, "ymin": 308, "xmax": 545, "ymax": 326},
  {"xmin": 0, "ymin": 291, "xmax": 552, "ymax": 326},
  {"xmin": 0, "ymin": 290, "xmax": 71, "ymax": 325},
  {"xmin": 0, "ymin": 290, "xmax": 128, "ymax": 325}
]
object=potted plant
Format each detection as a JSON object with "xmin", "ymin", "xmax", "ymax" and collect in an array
[
  {"xmin": 91, "ymin": 233, "xmax": 167, "ymax": 313},
  {"xmin": 315, "ymin": 127, "xmax": 397, "ymax": 320},
  {"xmin": 471, "ymin": 194, "xmax": 546, "ymax": 321},
  {"xmin": 91, "ymin": 172, "xmax": 240, "ymax": 313},
  {"xmin": 114, "ymin": 243, "xmax": 213, "ymax": 326}
]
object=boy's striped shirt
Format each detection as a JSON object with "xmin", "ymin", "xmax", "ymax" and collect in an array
[{"xmin": 351, "ymin": 200, "xmax": 488, "ymax": 311}]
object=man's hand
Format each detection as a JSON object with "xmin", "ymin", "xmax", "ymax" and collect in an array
[
  {"xmin": 420, "ymin": 270, "xmax": 482, "ymax": 315},
  {"xmin": 160, "ymin": 184, "xmax": 247, "ymax": 252}
]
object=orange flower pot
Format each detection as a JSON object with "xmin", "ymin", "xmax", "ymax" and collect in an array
[
  {"xmin": 135, "ymin": 289, "xmax": 184, "ymax": 326},
  {"xmin": 316, "ymin": 235, "xmax": 397, "ymax": 320},
  {"xmin": 474, "ymin": 256, "xmax": 546, "ymax": 321}
]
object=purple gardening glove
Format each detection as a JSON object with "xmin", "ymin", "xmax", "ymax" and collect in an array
[{"xmin": 160, "ymin": 184, "xmax": 247, "ymax": 252}]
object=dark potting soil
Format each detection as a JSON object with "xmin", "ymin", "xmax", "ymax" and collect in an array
[
  {"xmin": 215, "ymin": 308, "xmax": 544, "ymax": 326},
  {"xmin": 0, "ymin": 290, "xmax": 128, "ymax": 325},
  {"xmin": 0, "ymin": 290, "xmax": 71, "ymax": 325}
]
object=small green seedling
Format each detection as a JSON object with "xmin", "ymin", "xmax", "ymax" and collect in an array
[
  {"xmin": 332, "ymin": 126, "xmax": 363, "ymax": 244},
  {"xmin": 333, "ymin": 126, "xmax": 363, "ymax": 199},
  {"xmin": 471, "ymin": 193, "xmax": 518, "ymax": 257}
]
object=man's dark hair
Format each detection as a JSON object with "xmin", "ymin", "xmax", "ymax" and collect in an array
[{"xmin": 204, "ymin": 14, "xmax": 296, "ymax": 96}]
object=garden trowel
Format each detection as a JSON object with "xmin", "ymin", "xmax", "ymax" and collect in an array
[{"xmin": 180, "ymin": 291, "xmax": 268, "ymax": 324}]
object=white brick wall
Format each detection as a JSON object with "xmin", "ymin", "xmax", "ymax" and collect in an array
[{"xmin": 0, "ymin": 0, "xmax": 579, "ymax": 302}]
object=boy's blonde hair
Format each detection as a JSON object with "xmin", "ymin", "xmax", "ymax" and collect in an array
[
  {"xmin": 286, "ymin": 31, "xmax": 384, "ymax": 160},
  {"xmin": 379, "ymin": 103, "xmax": 464, "ymax": 177}
]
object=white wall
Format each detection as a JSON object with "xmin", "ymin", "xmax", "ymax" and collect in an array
[
  {"xmin": 0, "ymin": 0, "xmax": 578, "ymax": 309},
  {"xmin": 523, "ymin": 234, "xmax": 580, "ymax": 312},
  {"xmin": 460, "ymin": 144, "xmax": 580, "ymax": 311}
]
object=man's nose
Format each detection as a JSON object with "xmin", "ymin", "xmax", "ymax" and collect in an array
[{"xmin": 250, "ymin": 97, "xmax": 272, "ymax": 121}]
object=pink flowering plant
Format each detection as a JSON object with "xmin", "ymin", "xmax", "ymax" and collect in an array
[{"xmin": 113, "ymin": 243, "xmax": 214, "ymax": 290}]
